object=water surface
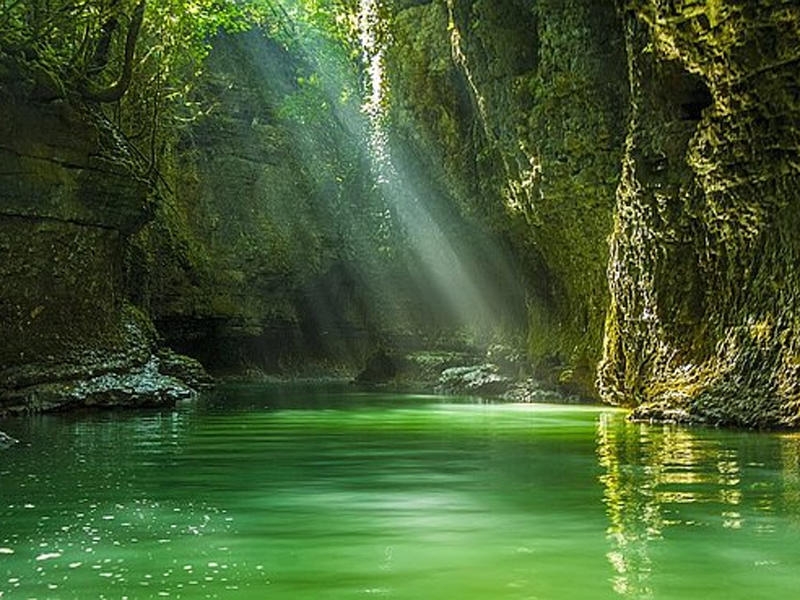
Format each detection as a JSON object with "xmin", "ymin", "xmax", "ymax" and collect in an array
[{"xmin": 1, "ymin": 384, "xmax": 799, "ymax": 599}]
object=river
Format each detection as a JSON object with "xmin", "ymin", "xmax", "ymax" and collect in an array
[{"xmin": 1, "ymin": 383, "xmax": 798, "ymax": 599}]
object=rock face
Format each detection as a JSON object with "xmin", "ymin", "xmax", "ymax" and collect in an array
[
  {"xmin": 130, "ymin": 32, "xmax": 384, "ymax": 374},
  {"xmin": 0, "ymin": 64, "xmax": 208, "ymax": 413},
  {"xmin": 3, "ymin": 4, "xmax": 799, "ymax": 427},
  {"xmin": 599, "ymin": 2, "xmax": 800, "ymax": 427},
  {"xmin": 135, "ymin": 31, "xmax": 525, "ymax": 376},
  {"xmin": 384, "ymin": 0, "xmax": 629, "ymax": 396},
  {"xmin": 386, "ymin": 1, "xmax": 800, "ymax": 426},
  {"xmin": 0, "ymin": 431, "xmax": 18, "ymax": 449}
]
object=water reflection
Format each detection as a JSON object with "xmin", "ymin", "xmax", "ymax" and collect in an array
[
  {"xmin": 596, "ymin": 415, "xmax": 799, "ymax": 599},
  {"xmin": 780, "ymin": 433, "xmax": 800, "ymax": 524},
  {"xmin": 4, "ymin": 392, "xmax": 800, "ymax": 599}
]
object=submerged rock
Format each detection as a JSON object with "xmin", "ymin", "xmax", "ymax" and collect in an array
[
  {"xmin": 156, "ymin": 349, "xmax": 215, "ymax": 390},
  {"xmin": 399, "ymin": 350, "xmax": 480, "ymax": 386},
  {"xmin": 0, "ymin": 431, "xmax": 18, "ymax": 449},
  {"xmin": 502, "ymin": 378, "xmax": 580, "ymax": 405}
]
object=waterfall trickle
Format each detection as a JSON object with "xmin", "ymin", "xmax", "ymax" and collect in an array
[{"xmin": 356, "ymin": 0, "xmax": 498, "ymax": 337}]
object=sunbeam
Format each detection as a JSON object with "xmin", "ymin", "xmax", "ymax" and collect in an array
[{"xmin": 225, "ymin": 0, "xmax": 527, "ymax": 358}]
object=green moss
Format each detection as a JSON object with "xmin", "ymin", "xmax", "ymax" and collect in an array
[
  {"xmin": 385, "ymin": 0, "xmax": 628, "ymax": 398},
  {"xmin": 599, "ymin": 1, "xmax": 800, "ymax": 427}
]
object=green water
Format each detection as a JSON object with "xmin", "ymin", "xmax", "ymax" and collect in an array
[{"xmin": 1, "ymin": 385, "xmax": 799, "ymax": 599}]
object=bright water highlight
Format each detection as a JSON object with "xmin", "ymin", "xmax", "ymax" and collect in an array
[{"xmin": 1, "ymin": 384, "xmax": 799, "ymax": 599}]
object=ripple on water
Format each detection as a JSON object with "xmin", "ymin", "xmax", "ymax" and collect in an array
[
  {"xmin": 0, "ymin": 489, "xmax": 262, "ymax": 598},
  {"xmin": 4, "ymin": 391, "xmax": 800, "ymax": 600}
]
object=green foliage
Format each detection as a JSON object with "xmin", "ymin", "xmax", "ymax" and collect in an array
[
  {"xmin": 251, "ymin": 0, "xmax": 364, "ymax": 129},
  {"xmin": 0, "ymin": 0, "xmax": 369, "ymax": 170},
  {"xmin": 0, "ymin": 1, "xmax": 242, "ymax": 87},
  {"xmin": 0, "ymin": 0, "xmax": 253, "ymax": 175}
]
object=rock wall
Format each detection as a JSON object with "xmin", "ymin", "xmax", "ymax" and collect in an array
[
  {"xmin": 0, "ymin": 25, "xmax": 525, "ymax": 411},
  {"xmin": 0, "ymin": 73, "xmax": 203, "ymax": 413},
  {"xmin": 386, "ymin": 0, "xmax": 800, "ymax": 425},
  {"xmin": 3, "ymin": 3, "xmax": 799, "ymax": 426},
  {"xmin": 385, "ymin": 0, "xmax": 629, "ymax": 396},
  {"xmin": 134, "ymin": 30, "xmax": 527, "ymax": 376},
  {"xmin": 132, "ymin": 32, "xmax": 404, "ymax": 374},
  {"xmin": 599, "ymin": 1, "xmax": 800, "ymax": 427},
  {"xmin": 130, "ymin": 32, "xmax": 330, "ymax": 372}
]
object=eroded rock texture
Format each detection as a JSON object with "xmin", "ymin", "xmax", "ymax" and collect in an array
[
  {"xmin": 387, "ymin": 0, "xmax": 800, "ymax": 425},
  {"xmin": 3, "ymin": 2, "xmax": 798, "ymax": 426},
  {"xmin": 0, "ymin": 84, "xmax": 204, "ymax": 412},
  {"xmin": 600, "ymin": 1, "xmax": 800, "ymax": 427}
]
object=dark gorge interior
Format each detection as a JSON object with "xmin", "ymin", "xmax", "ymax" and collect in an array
[{"xmin": 1, "ymin": 0, "xmax": 799, "ymax": 428}]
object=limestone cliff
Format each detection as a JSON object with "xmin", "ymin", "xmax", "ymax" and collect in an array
[
  {"xmin": 131, "ymin": 32, "xmax": 403, "ymax": 374},
  {"xmin": 385, "ymin": 0, "xmax": 800, "ymax": 426},
  {"xmin": 0, "ymin": 67, "xmax": 204, "ymax": 412},
  {"xmin": 3, "ymin": 2, "xmax": 799, "ymax": 427},
  {"xmin": 384, "ymin": 0, "xmax": 629, "ymax": 396},
  {"xmin": 600, "ymin": 1, "xmax": 800, "ymax": 427},
  {"xmin": 134, "ymin": 29, "xmax": 527, "ymax": 376}
]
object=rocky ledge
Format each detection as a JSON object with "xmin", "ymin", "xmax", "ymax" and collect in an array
[
  {"xmin": 355, "ymin": 344, "xmax": 581, "ymax": 404},
  {"xmin": 0, "ymin": 350, "xmax": 211, "ymax": 416}
]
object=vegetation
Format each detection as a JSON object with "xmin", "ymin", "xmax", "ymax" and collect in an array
[
  {"xmin": 0, "ymin": 0, "xmax": 363, "ymax": 176},
  {"xmin": 4, "ymin": 0, "xmax": 796, "ymax": 426}
]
